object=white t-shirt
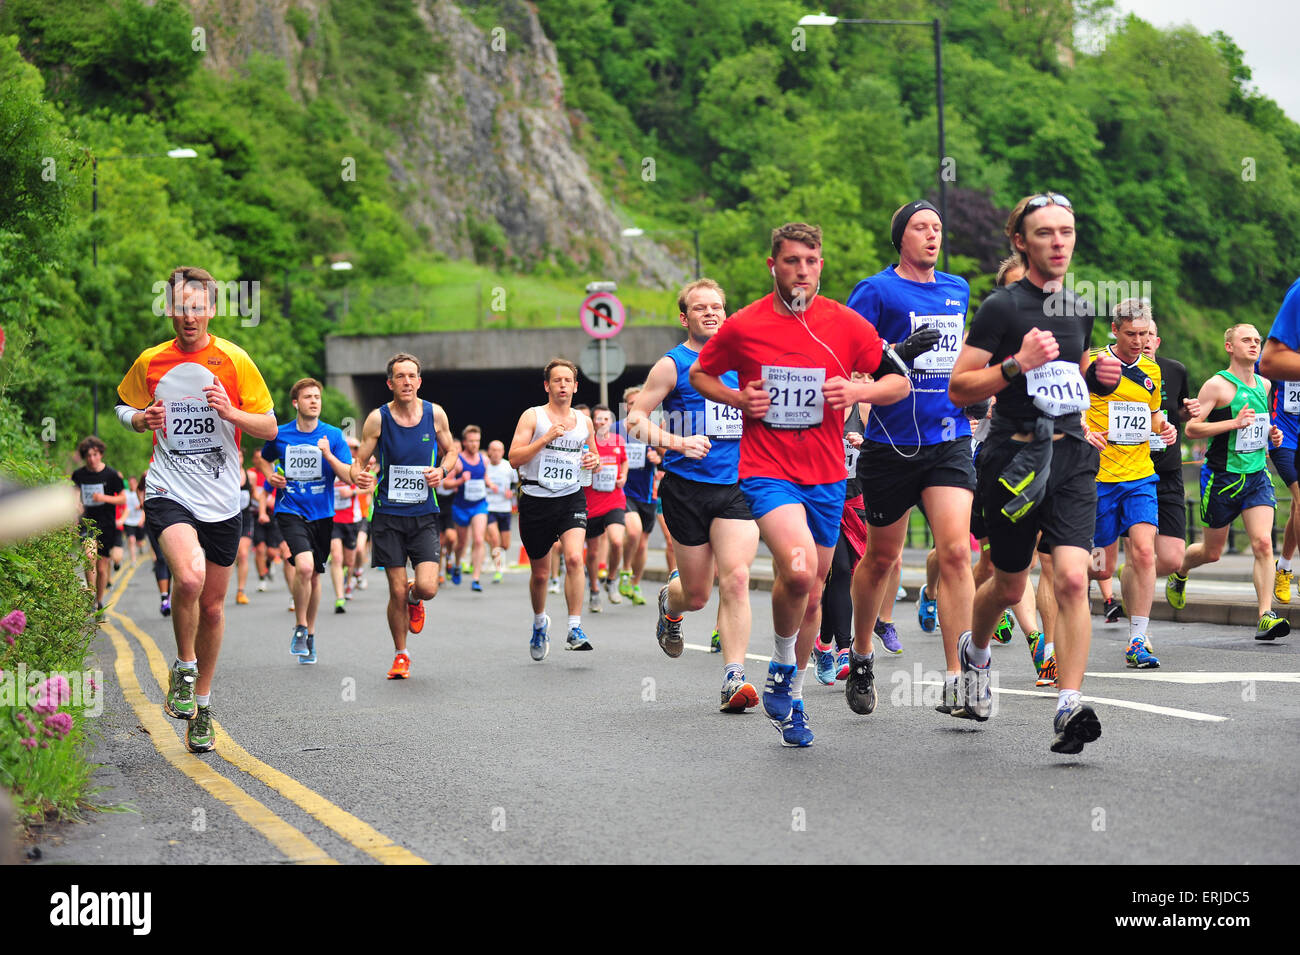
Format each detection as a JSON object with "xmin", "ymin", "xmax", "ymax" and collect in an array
[{"xmin": 484, "ymin": 461, "xmax": 516, "ymax": 513}]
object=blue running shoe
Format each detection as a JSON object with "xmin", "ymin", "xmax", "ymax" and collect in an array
[
  {"xmin": 779, "ymin": 699, "xmax": 814, "ymax": 747},
  {"xmin": 896, "ymin": 584, "xmax": 907, "ymax": 601},
  {"xmin": 1125, "ymin": 635, "xmax": 1160, "ymax": 668},
  {"xmin": 836, "ymin": 648, "xmax": 850, "ymax": 681},
  {"xmin": 874, "ymin": 618, "xmax": 902, "ymax": 654},
  {"xmin": 450, "ymin": 563, "xmax": 462, "ymax": 586},
  {"xmin": 299, "ymin": 634, "xmax": 317, "ymax": 665},
  {"xmin": 290, "ymin": 624, "xmax": 309, "ymax": 656},
  {"xmin": 566, "ymin": 625, "xmax": 593, "ymax": 651},
  {"xmin": 917, "ymin": 584, "xmax": 938, "ymax": 633},
  {"xmin": 530, "ymin": 614, "xmax": 550, "ymax": 661},
  {"xmin": 812, "ymin": 645, "xmax": 836, "ymax": 685},
  {"xmin": 471, "ymin": 580, "xmax": 483, "ymax": 593},
  {"xmin": 762, "ymin": 661, "xmax": 796, "ymax": 723}
]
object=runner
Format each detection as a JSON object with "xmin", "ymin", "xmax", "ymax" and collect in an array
[
  {"xmin": 116, "ymin": 265, "xmax": 277, "ymax": 752},
  {"xmin": 1168, "ymin": 324, "xmax": 1289, "ymax": 640},
  {"xmin": 483, "ymin": 440, "xmax": 516, "ymax": 583},
  {"xmin": 627, "ymin": 278, "xmax": 761, "ymax": 713},
  {"xmin": 349, "ymin": 353, "xmax": 458, "ymax": 679},
  {"xmin": 71, "ymin": 435, "xmax": 126, "ymax": 611},
  {"xmin": 1083, "ymin": 299, "xmax": 1176, "ymax": 668},
  {"xmin": 582, "ymin": 405, "xmax": 628, "ymax": 612},
  {"xmin": 1268, "ymin": 372, "xmax": 1300, "ymax": 605},
  {"xmin": 691, "ymin": 222, "xmax": 910, "ymax": 745},
  {"xmin": 233, "ymin": 452, "xmax": 262, "ymax": 605},
  {"xmin": 949, "ymin": 193, "xmax": 1120, "ymax": 753},
  {"xmin": 351, "ymin": 455, "xmax": 376, "ymax": 593},
  {"xmin": 442, "ymin": 425, "xmax": 492, "ymax": 592},
  {"xmin": 844, "ymin": 200, "xmax": 974, "ymax": 711},
  {"xmin": 140, "ymin": 469, "xmax": 172, "ymax": 617},
  {"xmin": 328, "ymin": 437, "xmax": 363, "ymax": 612},
  {"xmin": 123, "ymin": 473, "xmax": 146, "ymax": 562},
  {"xmin": 615, "ymin": 385, "xmax": 660, "ymax": 606},
  {"xmin": 508, "ymin": 358, "xmax": 599, "ymax": 660}
]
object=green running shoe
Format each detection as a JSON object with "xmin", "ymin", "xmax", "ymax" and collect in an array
[
  {"xmin": 164, "ymin": 663, "xmax": 198, "ymax": 721},
  {"xmin": 1256, "ymin": 611, "xmax": 1291, "ymax": 641},
  {"xmin": 630, "ymin": 584, "xmax": 646, "ymax": 606},
  {"xmin": 187, "ymin": 704, "xmax": 215, "ymax": 753},
  {"xmin": 618, "ymin": 572, "xmax": 633, "ymax": 599},
  {"xmin": 709, "ymin": 629, "xmax": 721, "ymax": 653},
  {"xmin": 993, "ymin": 610, "xmax": 1014, "ymax": 644},
  {"xmin": 1165, "ymin": 572, "xmax": 1187, "ymax": 610}
]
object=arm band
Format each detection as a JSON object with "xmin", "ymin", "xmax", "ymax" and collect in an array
[
  {"xmin": 874, "ymin": 345, "xmax": 909, "ymax": 379},
  {"xmin": 962, "ymin": 400, "xmax": 992, "ymax": 420},
  {"xmin": 1085, "ymin": 360, "xmax": 1116, "ymax": 396},
  {"xmin": 116, "ymin": 404, "xmax": 141, "ymax": 431}
]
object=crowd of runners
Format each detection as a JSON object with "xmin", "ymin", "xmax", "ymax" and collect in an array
[{"xmin": 84, "ymin": 194, "xmax": 1300, "ymax": 755}]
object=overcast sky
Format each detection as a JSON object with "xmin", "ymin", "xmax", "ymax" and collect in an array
[{"xmin": 1115, "ymin": 0, "xmax": 1300, "ymax": 121}]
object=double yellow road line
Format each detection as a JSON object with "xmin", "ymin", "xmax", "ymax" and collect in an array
[{"xmin": 100, "ymin": 563, "xmax": 428, "ymax": 865}]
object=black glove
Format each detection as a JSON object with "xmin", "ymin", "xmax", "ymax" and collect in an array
[
  {"xmin": 963, "ymin": 399, "xmax": 992, "ymax": 421},
  {"xmin": 896, "ymin": 325, "xmax": 942, "ymax": 364}
]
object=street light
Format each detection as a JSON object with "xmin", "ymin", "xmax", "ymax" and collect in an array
[
  {"xmin": 621, "ymin": 226, "xmax": 701, "ymax": 280},
  {"xmin": 798, "ymin": 12, "xmax": 948, "ymax": 272},
  {"xmin": 281, "ymin": 259, "xmax": 354, "ymax": 322}
]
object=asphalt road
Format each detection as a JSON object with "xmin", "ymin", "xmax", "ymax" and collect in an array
[{"xmin": 33, "ymin": 556, "xmax": 1300, "ymax": 865}]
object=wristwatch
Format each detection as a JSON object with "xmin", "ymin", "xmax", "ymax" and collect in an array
[{"xmin": 1000, "ymin": 356, "xmax": 1023, "ymax": 381}]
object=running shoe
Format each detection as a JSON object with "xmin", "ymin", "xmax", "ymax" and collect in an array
[
  {"xmin": 917, "ymin": 584, "xmax": 938, "ymax": 633},
  {"xmin": 345, "ymin": 576, "xmax": 355, "ymax": 599},
  {"xmin": 605, "ymin": 578, "xmax": 622, "ymax": 604},
  {"xmin": 719, "ymin": 673, "xmax": 759, "ymax": 713},
  {"xmin": 257, "ymin": 576, "xmax": 270, "ymax": 593},
  {"xmin": 1275, "ymin": 562, "xmax": 1293, "ymax": 604},
  {"xmin": 450, "ymin": 563, "xmax": 462, "ymax": 586},
  {"xmin": 1035, "ymin": 652, "xmax": 1058, "ymax": 688},
  {"xmin": 588, "ymin": 589, "xmax": 602, "ymax": 613},
  {"xmin": 236, "ymin": 590, "xmax": 249, "ymax": 606},
  {"xmin": 387, "ymin": 652, "xmax": 410, "ymax": 679},
  {"xmin": 935, "ymin": 676, "xmax": 959, "ymax": 715},
  {"xmin": 1166, "ymin": 572, "xmax": 1187, "ymax": 610},
  {"xmin": 836, "ymin": 648, "xmax": 850, "ymax": 681},
  {"xmin": 407, "ymin": 583, "xmax": 425, "ymax": 633},
  {"xmin": 992, "ymin": 610, "xmax": 1014, "ymax": 644},
  {"xmin": 1125, "ymin": 635, "xmax": 1160, "ymax": 668},
  {"xmin": 299, "ymin": 635, "xmax": 317, "ymax": 665},
  {"xmin": 1050, "ymin": 699, "xmax": 1102, "ymax": 755},
  {"xmin": 1256, "ymin": 611, "xmax": 1291, "ymax": 641},
  {"xmin": 530, "ymin": 614, "xmax": 550, "ymax": 661},
  {"xmin": 471, "ymin": 580, "xmax": 483, "ymax": 593},
  {"xmin": 896, "ymin": 584, "xmax": 907, "ymax": 601},
  {"xmin": 762, "ymin": 661, "xmax": 796, "ymax": 723},
  {"xmin": 812, "ymin": 645, "xmax": 836, "ymax": 685},
  {"xmin": 709, "ymin": 629, "xmax": 721, "ymax": 653},
  {"xmin": 492, "ymin": 570, "xmax": 503, "ymax": 584},
  {"xmin": 566, "ymin": 625, "xmax": 593, "ymax": 651},
  {"xmin": 547, "ymin": 577, "xmax": 560, "ymax": 595},
  {"xmin": 356, "ymin": 571, "xmax": 367, "ymax": 590},
  {"xmin": 778, "ymin": 699, "xmax": 814, "ymax": 747},
  {"xmin": 290, "ymin": 624, "xmax": 309, "ymax": 656},
  {"xmin": 656, "ymin": 576, "xmax": 684, "ymax": 658},
  {"xmin": 1102, "ymin": 597, "xmax": 1121, "ymax": 624},
  {"xmin": 186, "ymin": 705, "xmax": 215, "ymax": 753},
  {"xmin": 597, "ymin": 564, "xmax": 607, "ymax": 581},
  {"xmin": 163, "ymin": 662, "xmax": 198, "ymax": 720},
  {"xmin": 1027, "ymin": 631, "xmax": 1056, "ymax": 686},
  {"xmin": 630, "ymin": 585, "xmax": 646, "ymax": 607},
  {"xmin": 953, "ymin": 632, "xmax": 991, "ymax": 721},
  {"xmin": 160, "ymin": 595, "xmax": 171, "ymax": 617},
  {"xmin": 874, "ymin": 618, "xmax": 902, "ymax": 654},
  {"xmin": 844, "ymin": 653, "xmax": 877, "ymax": 715},
  {"xmin": 618, "ymin": 572, "xmax": 633, "ymax": 599},
  {"xmin": 335, "ymin": 598, "xmax": 346, "ymax": 614}
]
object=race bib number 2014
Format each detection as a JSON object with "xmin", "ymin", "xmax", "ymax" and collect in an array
[{"xmin": 1025, "ymin": 361, "xmax": 1089, "ymax": 417}]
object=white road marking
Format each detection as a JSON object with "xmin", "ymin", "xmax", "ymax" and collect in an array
[
  {"xmin": 1084, "ymin": 671, "xmax": 1300, "ymax": 684},
  {"xmin": 915, "ymin": 681, "xmax": 1229, "ymax": 722}
]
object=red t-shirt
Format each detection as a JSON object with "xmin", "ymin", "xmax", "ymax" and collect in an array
[
  {"xmin": 696, "ymin": 294, "xmax": 885, "ymax": 484},
  {"xmin": 583, "ymin": 431, "xmax": 627, "ymax": 519},
  {"xmin": 333, "ymin": 477, "xmax": 361, "ymax": 524}
]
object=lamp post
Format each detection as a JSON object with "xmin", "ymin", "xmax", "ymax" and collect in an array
[
  {"xmin": 86, "ymin": 147, "xmax": 198, "ymax": 434},
  {"xmin": 621, "ymin": 226, "xmax": 701, "ymax": 280},
  {"xmin": 282, "ymin": 259, "xmax": 354, "ymax": 322},
  {"xmin": 798, "ymin": 13, "xmax": 948, "ymax": 272}
]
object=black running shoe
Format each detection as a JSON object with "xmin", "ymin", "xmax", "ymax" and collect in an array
[{"xmin": 844, "ymin": 653, "xmax": 877, "ymax": 715}]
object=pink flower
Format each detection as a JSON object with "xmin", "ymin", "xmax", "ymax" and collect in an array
[
  {"xmin": 43, "ymin": 713, "xmax": 73, "ymax": 738},
  {"xmin": 31, "ymin": 675, "xmax": 71, "ymax": 713},
  {"xmin": 19, "ymin": 737, "xmax": 36, "ymax": 750},
  {"xmin": 0, "ymin": 610, "xmax": 26, "ymax": 636}
]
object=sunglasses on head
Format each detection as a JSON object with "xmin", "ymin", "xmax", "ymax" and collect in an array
[{"xmin": 1014, "ymin": 193, "xmax": 1073, "ymax": 234}]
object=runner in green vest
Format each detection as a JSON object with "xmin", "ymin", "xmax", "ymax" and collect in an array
[{"xmin": 1168, "ymin": 324, "xmax": 1290, "ymax": 640}]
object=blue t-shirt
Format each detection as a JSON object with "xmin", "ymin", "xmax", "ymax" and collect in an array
[
  {"xmin": 261, "ymin": 421, "xmax": 352, "ymax": 521},
  {"xmin": 614, "ymin": 420, "xmax": 656, "ymax": 503},
  {"xmin": 846, "ymin": 265, "xmax": 971, "ymax": 447},
  {"xmin": 1270, "ymin": 381, "xmax": 1300, "ymax": 450},
  {"xmin": 660, "ymin": 342, "xmax": 741, "ymax": 485},
  {"xmin": 1266, "ymin": 277, "xmax": 1300, "ymax": 350}
]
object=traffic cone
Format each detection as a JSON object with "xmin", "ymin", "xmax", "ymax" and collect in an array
[{"xmin": 517, "ymin": 545, "xmax": 528, "ymax": 566}]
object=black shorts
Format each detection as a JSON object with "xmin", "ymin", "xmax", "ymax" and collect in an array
[
  {"xmin": 253, "ymin": 511, "xmax": 284, "ymax": 549},
  {"xmin": 857, "ymin": 437, "xmax": 976, "ymax": 528},
  {"xmin": 370, "ymin": 511, "xmax": 442, "ymax": 569},
  {"xmin": 970, "ymin": 490, "xmax": 987, "ymax": 541},
  {"xmin": 332, "ymin": 520, "xmax": 360, "ymax": 550},
  {"xmin": 488, "ymin": 511, "xmax": 512, "ymax": 531},
  {"xmin": 659, "ymin": 471, "xmax": 752, "ymax": 547},
  {"xmin": 276, "ymin": 512, "xmax": 333, "ymax": 575},
  {"xmin": 240, "ymin": 509, "xmax": 255, "ymax": 539},
  {"xmin": 1155, "ymin": 469, "xmax": 1186, "ymax": 541},
  {"xmin": 78, "ymin": 517, "xmax": 115, "ymax": 558},
  {"xmin": 1270, "ymin": 446, "xmax": 1298, "ymax": 487},
  {"xmin": 127, "ymin": 523, "xmax": 148, "ymax": 542},
  {"xmin": 976, "ymin": 435, "xmax": 1099, "ymax": 573},
  {"xmin": 518, "ymin": 491, "xmax": 587, "ymax": 561},
  {"xmin": 144, "ymin": 497, "xmax": 242, "ymax": 568},
  {"xmin": 585, "ymin": 508, "xmax": 625, "ymax": 540},
  {"xmin": 626, "ymin": 497, "xmax": 656, "ymax": 534}
]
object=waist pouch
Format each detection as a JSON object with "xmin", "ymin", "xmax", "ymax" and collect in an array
[{"xmin": 996, "ymin": 416, "xmax": 1056, "ymax": 523}]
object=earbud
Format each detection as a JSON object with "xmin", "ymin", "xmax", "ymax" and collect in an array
[{"xmin": 770, "ymin": 266, "xmax": 775, "ymax": 277}]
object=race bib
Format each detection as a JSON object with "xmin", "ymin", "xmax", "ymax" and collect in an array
[
  {"xmin": 80, "ymin": 483, "xmax": 104, "ymax": 508},
  {"xmin": 285, "ymin": 445, "xmax": 322, "ymax": 482},
  {"xmin": 626, "ymin": 442, "xmax": 647, "ymax": 469},
  {"xmin": 704, "ymin": 400, "xmax": 744, "ymax": 439},
  {"xmin": 762, "ymin": 366, "xmax": 825, "ymax": 429},
  {"xmin": 1148, "ymin": 430, "xmax": 1165, "ymax": 452},
  {"xmin": 332, "ymin": 484, "xmax": 350, "ymax": 511},
  {"xmin": 844, "ymin": 440, "xmax": 860, "ymax": 477},
  {"xmin": 1235, "ymin": 416, "xmax": 1269, "ymax": 453},
  {"xmin": 909, "ymin": 313, "xmax": 963, "ymax": 373},
  {"xmin": 386, "ymin": 465, "xmax": 429, "ymax": 503},
  {"xmin": 463, "ymin": 478, "xmax": 486, "ymax": 502},
  {"xmin": 165, "ymin": 400, "xmax": 220, "ymax": 454},
  {"xmin": 1284, "ymin": 381, "xmax": 1300, "ymax": 415},
  {"xmin": 1025, "ymin": 361, "xmax": 1089, "ymax": 417},
  {"xmin": 537, "ymin": 449, "xmax": 580, "ymax": 491},
  {"xmin": 594, "ymin": 464, "xmax": 618, "ymax": 492},
  {"xmin": 1108, "ymin": 400, "xmax": 1151, "ymax": 446}
]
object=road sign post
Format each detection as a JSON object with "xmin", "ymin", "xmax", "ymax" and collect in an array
[{"xmin": 580, "ymin": 284, "xmax": 626, "ymax": 407}]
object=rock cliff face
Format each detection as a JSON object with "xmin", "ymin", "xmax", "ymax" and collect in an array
[{"xmin": 186, "ymin": 0, "xmax": 684, "ymax": 286}]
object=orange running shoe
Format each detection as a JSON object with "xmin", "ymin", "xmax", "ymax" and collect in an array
[
  {"xmin": 236, "ymin": 591, "xmax": 249, "ymax": 605},
  {"xmin": 387, "ymin": 652, "xmax": 411, "ymax": 679},
  {"xmin": 1036, "ymin": 653, "xmax": 1058, "ymax": 688},
  {"xmin": 407, "ymin": 582, "xmax": 425, "ymax": 633}
]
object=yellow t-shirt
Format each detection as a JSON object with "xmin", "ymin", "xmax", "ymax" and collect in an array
[{"xmin": 1086, "ymin": 347, "xmax": 1162, "ymax": 484}]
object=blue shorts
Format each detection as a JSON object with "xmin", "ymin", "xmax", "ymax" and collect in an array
[
  {"xmin": 1199, "ymin": 465, "xmax": 1275, "ymax": 529},
  {"xmin": 1094, "ymin": 475, "xmax": 1158, "ymax": 548},
  {"xmin": 740, "ymin": 477, "xmax": 844, "ymax": 549},
  {"xmin": 1269, "ymin": 446, "xmax": 1298, "ymax": 487},
  {"xmin": 451, "ymin": 499, "xmax": 488, "ymax": 527}
]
